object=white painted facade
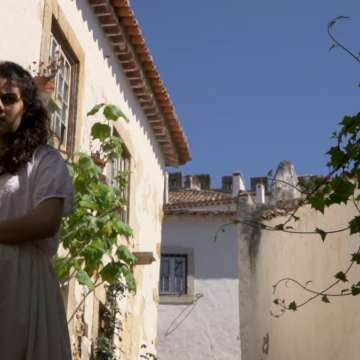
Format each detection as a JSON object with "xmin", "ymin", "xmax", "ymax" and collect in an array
[
  {"xmin": 159, "ymin": 208, "xmax": 241, "ymax": 359},
  {"xmin": 0, "ymin": 1, "xmax": 188, "ymax": 358}
]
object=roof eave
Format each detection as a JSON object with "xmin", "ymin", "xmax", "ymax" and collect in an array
[{"xmin": 89, "ymin": 0, "xmax": 191, "ymax": 166}]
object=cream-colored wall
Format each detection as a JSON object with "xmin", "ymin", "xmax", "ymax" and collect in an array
[
  {"xmin": 0, "ymin": 1, "xmax": 43, "ymax": 66},
  {"xmin": 160, "ymin": 214, "xmax": 241, "ymax": 360},
  {"xmin": 239, "ymin": 201, "xmax": 360, "ymax": 360},
  {"xmin": 1, "ymin": 1, "xmax": 166, "ymax": 358}
]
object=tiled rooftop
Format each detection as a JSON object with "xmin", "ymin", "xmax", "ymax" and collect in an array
[
  {"xmin": 89, "ymin": 0, "xmax": 191, "ymax": 166},
  {"xmin": 166, "ymin": 189, "xmax": 237, "ymax": 209}
]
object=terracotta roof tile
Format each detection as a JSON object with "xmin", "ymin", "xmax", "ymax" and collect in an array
[
  {"xmin": 166, "ymin": 209, "xmax": 237, "ymax": 216},
  {"xmin": 166, "ymin": 189, "xmax": 237, "ymax": 209},
  {"xmin": 88, "ymin": 0, "xmax": 191, "ymax": 165},
  {"xmin": 256, "ymin": 199, "xmax": 305, "ymax": 220}
]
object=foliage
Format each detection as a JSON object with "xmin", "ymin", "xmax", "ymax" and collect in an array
[
  {"xmin": 271, "ymin": 16, "xmax": 360, "ymax": 315},
  {"xmin": 93, "ymin": 282, "xmax": 125, "ymax": 360},
  {"xmin": 52, "ymin": 103, "xmax": 137, "ymax": 323}
]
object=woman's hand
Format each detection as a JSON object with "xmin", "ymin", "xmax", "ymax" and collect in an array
[{"xmin": 0, "ymin": 198, "xmax": 64, "ymax": 244}]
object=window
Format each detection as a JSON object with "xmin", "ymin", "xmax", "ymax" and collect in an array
[
  {"xmin": 159, "ymin": 248, "xmax": 194, "ymax": 304},
  {"xmin": 160, "ymin": 255, "xmax": 187, "ymax": 295},
  {"xmin": 49, "ymin": 20, "xmax": 79, "ymax": 152},
  {"xmin": 109, "ymin": 132, "xmax": 131, "ymax": 224}
]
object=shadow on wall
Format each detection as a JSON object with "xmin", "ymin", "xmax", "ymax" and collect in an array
[
  {"xmin": 163, "ymin": 216, "xmax": 240, "ymax": 280},
  {"xmin": 163, "ymin": 294, "xmax": 204, "ymax": 336}
]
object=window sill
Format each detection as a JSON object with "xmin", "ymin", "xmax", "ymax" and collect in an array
[
  {"xmin": 159, "ymin": 294, "xmax": 195, "ymax": 305},
  {"xmin": 133, "ymin": 251, "xmax": 156, "ymax": 265}
]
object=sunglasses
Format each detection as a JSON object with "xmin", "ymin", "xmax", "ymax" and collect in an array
[{"xmin": 0, "ymin": 93, "xmax": 21, "ymax": 106}]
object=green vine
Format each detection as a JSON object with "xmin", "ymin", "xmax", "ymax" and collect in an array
[
  {"xmin": 93, "ymin": 282, "xmax": 126, "ymax": 360},
  {"xmin": 52, "ymin": 103, "xmax": 138, "ymax": 323}
]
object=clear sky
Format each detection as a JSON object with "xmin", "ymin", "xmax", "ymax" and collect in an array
[{"xmin": 131, "ymin": 0, "xmax": 360, "ymax": 188}]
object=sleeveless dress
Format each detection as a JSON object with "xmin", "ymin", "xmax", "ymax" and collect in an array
[{"xmin": 0, "ymin": 145, "xmax": 73, "ymax": 359}]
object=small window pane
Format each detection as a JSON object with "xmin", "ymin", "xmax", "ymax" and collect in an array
[{"xmin": 159, "ymin": 255, "xmax": 188, "ymax": 295}]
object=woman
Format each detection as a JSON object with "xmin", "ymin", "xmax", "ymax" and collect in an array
[{"xmin": 0, "ymin": 61, "xmax": 73, "ymax": 359}]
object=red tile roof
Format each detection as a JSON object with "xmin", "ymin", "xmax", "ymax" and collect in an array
[
  {"xmin": 88, "ymin": 0, "xmax": 191, "ymax": 165},
  {"xmin": 166, "ymin": 189, "xmax": 237, "ymax": 209},
  {"xmin": 257, "ymin": 199, "xmax": 305, "ymax": 220},
  {"xmin": 166, "ymin": 209, "xmax": 237, "ymax": 216}
]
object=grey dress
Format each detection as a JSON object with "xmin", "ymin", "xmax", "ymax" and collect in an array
[{"xmin": 0, "ymin": 145, "xmax": 73, "ymax": 359}]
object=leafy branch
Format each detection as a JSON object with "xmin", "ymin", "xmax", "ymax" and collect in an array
[{"xmin": 53, "ymin": 104, "xmax": 137, "ymax": 330}]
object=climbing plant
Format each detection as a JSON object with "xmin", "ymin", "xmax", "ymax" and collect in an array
[
  {"xmin": 53, "ymin": 103, "xmax": 137, "ymax": 323},
  {"xmin": 215, "ymin": 16, "xmax": 360, "ymax": 315},
  {"xmin": 93, "ymin": 281, "xmax": 126, "ymax": 360},
  {"xmin": 270, "ymin": 16, "xmax": 360, "ymax": 314}
]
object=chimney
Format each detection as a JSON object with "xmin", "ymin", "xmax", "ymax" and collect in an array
[
  {"xmin": 232, "ymin": 172, "xmax": 245, "ymax": 196},
  {"xmin": 256, "ymin": 183, "xmax": 266, "ymax": 204},
  {"xmin": 251, "ymin": 177, "xmax": 268, "ymax": 194},
  {"xmin": 184, "ymin": 175, "xmax": 201, "ymax": 190},
  {"xmin": 222, "ymin": 176, "xmax": 232, "ymax": 193},
  {"xmin": 184, "ymin": 174, "xmax": 210, "ymax": 190},
  {"xmin": 270, "ymin": 160, "xmax": 301, "ymax": 203},
  {"xmin": 196, "ymin": 174, "xmax": 211, "ymax": 190},
  {"xmin": 169, "ymin": 172, "xmax": 182, "ymax": 191}
]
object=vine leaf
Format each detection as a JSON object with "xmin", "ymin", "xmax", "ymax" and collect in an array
[
  {"xmin": 116, "ymin": 245, "xmax": 138, "ymax": 265},
  {"xmin": 315, "ymin": 228, "xmax": 327, "ymax": 242},
  {"xmin": 100, "ymin": 262, "xmax": 124, "ymax": 284},
  {"xmin": 274, "ymin": 223, "xmax": 284, "ymax": 231},
  {"xmin": 309, "ymin": 193, "xmax": 326, "ymax": 213},
  {"xmin": 91, "ymin": 123, "xmax": 111, "ymax": 142},
  {"xmin": 76, "ymin": 271, "xmax": 95, "ymax": 290},
  {"xmin": 87, "ymin": 103, "xmax": 105, "ymax": 116},
  {"xmin": 351, "ymin": 285, "xmax": 360, "ymax": 296},
  {"xmin": 335, "ymin": 271, "xmax": 348, "ymax": 282},
  {"xmin": 103, "ymin": 104, "xmax": 128, "ymax": 121},
  {"xmin": 351, "ymin": 253, "xmax": 360, "ymax": 264},
  {"xmin": 288, "ymin": 301, "xmax": 297, "ymax": 311},
  {"xmin": 329, "ymin": 43, "xmax": 337, "ymax": 52},
  {"xmin": 349, "ymin": 216, "xmax": 360, "ymax": 235}
]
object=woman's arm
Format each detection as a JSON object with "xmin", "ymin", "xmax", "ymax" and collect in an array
[{"xmin": 0, "ymin": 198, "xmax": 64, "ymax": 244}]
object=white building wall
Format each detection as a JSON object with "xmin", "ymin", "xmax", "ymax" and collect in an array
[
  {"xmin": 1, "ymin": 1, "xmax": 166, "ymax": 358},
  {"xmin": 160, "ymin": 214, "xmax": 241, "ymax": 360},
  {"xmin": 0, "ymin": 1, "xmax": 43, "ymax": 66}
]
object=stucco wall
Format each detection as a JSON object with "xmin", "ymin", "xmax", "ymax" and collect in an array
[
  {"xmin": 239, "ymin": 201, "xmax": 360, "ymax": 360},
  {"xmin": 1, "ymin": 1, "xmax": 166, "ymax": 358},
  {"xmin": 159, "ymin": 214, "xmax": 241, "ymax": 360},
  {"xmin": 0, "ymin": 1, "xmax": 44, "ymax": 67}
]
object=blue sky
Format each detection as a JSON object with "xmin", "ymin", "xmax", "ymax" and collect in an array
[{"xmin": 131, "ymin": 1, "xmax": 360, "ymax": 188}]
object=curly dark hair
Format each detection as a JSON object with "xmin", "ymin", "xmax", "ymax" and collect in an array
[{"xmin": 0, "ymin": 61, "xmax": 50, "ymax": 174}]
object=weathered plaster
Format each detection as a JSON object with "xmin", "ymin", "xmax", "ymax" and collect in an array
[
  {"xmin": 239, "ymin": 200, "xmax": 360, "ymax": 360},
  {"xmin": 1, "ymin": 0, "xmax": 169, "ymax": 358},
  {"xmin": 159, "ymin": 213, "xmax": 241, "ymax": 360}
]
